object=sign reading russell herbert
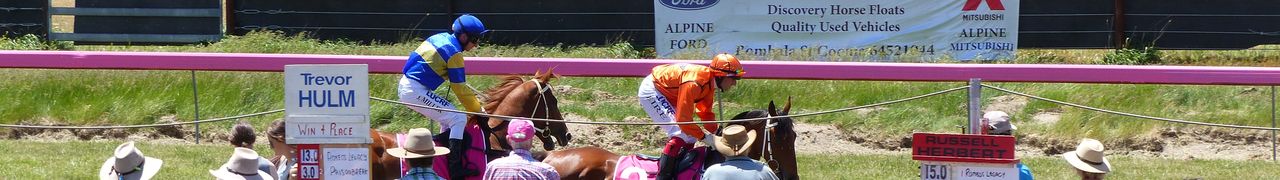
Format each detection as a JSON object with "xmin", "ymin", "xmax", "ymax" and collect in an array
[
  {"xmin": 913, "ymin": 133, "xmax": 1019, "ymax": 180},
  {"xmin": 654, "ymin": 0, "xmax": 1019, "ymax": 60}
]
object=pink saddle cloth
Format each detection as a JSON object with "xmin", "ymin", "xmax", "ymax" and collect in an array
[
  {"xmin": 612, "ymin": 147, "xmax": 709, "ymax": 180},
  {"xmin": 395, "ymin": 124, "xmax": 488, "ymax": 180}
]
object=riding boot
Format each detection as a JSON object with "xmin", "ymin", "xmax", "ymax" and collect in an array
[
  {"xmin": 447, "ymin": 139, "xmax": 469, "ymax": 180},
  {"xmin": 656, "ymin": 153, "xmax": 679, "ymax": 180}
]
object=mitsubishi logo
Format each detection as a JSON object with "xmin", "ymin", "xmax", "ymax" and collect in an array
[{"xmin": 962, "ymin": 0, "xmax": 1005, "ymax": 11}]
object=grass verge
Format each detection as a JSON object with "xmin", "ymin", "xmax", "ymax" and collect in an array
[{"xmin": 1, "ymin": 140, "xmax": 1274, "ymax": 179}]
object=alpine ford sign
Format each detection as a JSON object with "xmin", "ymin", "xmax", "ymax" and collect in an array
[{"xmin": 655, "ymin": 0, "xmax": 1019, "ymax": 61}]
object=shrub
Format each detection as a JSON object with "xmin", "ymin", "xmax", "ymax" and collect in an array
[
  {"xmin": 1102, "ymin": 46, "xmax": 1162, "ymax": 65},
  {"xmin": 0, "ymin": 34, "xmax": 73, "ymax": 50}
]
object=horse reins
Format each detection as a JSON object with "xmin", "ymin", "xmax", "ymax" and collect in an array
[{"xmin": 528, "ymin": 79, "xmax": 556, "ymax": 141}]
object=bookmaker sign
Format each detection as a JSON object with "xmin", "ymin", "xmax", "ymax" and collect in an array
[{"xmin": 654, "ymin": 0, "xmax": 1019, "ymax": 60}]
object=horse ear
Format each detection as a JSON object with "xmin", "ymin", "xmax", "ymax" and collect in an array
[
  {"xmin": 543, "ymin": 67, "xmax": 560, "ymax": 82},
  {"xmin": 534, "ymin": 69, "xmax": 543, "ymax": 77},
  {"xmin": 782, "ymin": 96, "xmax": 793, "ymax": 115},
  {"xmin": 767, "ymin": 101, "xmax": 778, "ymax": 116},
  {"xmin": 548, "ymin": 66, "xmax": 562, "ymax": 80}
]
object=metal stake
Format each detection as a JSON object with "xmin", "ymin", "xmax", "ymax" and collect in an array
[
  {"xmin": 968, "ymin": 78, "xmax": 982, "ymax": 134},
  {"xmin": 191, "ymin": 70, "xmax": 202, "ymax": 143}
]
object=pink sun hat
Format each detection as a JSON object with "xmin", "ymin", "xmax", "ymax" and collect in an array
[{"xmin": 507, "ymin": 119, "xmax": 536, "ymax": 143}]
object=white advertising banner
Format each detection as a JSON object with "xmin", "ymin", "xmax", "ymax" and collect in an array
[
  {"xmin": 654, "ymin": 0, "xmax": 1019, "ymax": 60},
  {"xmin": 285, "ymin": 64, "xmax": 372, "ymax": 144}
]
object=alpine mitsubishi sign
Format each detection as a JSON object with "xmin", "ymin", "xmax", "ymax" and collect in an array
[{"xmin": 655, "ymin": 0, "xmax": 1019, "ymax": 61}]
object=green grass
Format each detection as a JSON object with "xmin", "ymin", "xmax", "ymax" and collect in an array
[
  {"xmin": 3, "ymin": 31, "xmax": 1280, "ymax": 144},
  {"xmin": 799, "ymin": 153, "xmax": 1280, "ymax": 179},
  {"xmin": 2, "ymin": 140, "xmax": 1274, "ymax": 179}
]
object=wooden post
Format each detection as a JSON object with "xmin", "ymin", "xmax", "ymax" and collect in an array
[
  {"xmin": 1113, "ymin": 0, "xmax": 1127, "ymax": 49},
  {"xmin": 223, "ymin": 0, "xmax": 234, "ymax": 34}
]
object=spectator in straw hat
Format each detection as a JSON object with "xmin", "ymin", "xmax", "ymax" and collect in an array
[
  {"xmin": 99, "ymin": 141, "xmax": 164, "ymax": 180},
  {"xmin": 483, "ymin": 119, "xmax": 560, "ymax": 180},
  {"xmin": 387, "ymin": 128, "xmax": 451, "ymax": 180},
  {"xmin": 702, "ymin": 124, "xmax": 778, "ymax": 180},
  {"xmin": 983, "ymin": 111, "xmax": 1033, "ymax": 180},
  {"xmin": 1063, "ymin": 138, "xmax": 1111, "ymax": 180},
  {"xmin": 228, "ymin": 121, "xmax": 275, "ymax": 174},
  {"xmin": 211, "ymin": 147, "xmax": 274, "ymax": 180}
]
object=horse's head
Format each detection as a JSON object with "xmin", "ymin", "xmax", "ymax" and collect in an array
[
  {"xmin": 729, "ymin": 97, "xmax": 798, "ymax": 180},
  {"xmin": 524, "ymin": 69, "xmax": 571, "ymax": 150},
  {"xmin": 479, "ymin": 69, "xmax": 572, "ymax": 152}
]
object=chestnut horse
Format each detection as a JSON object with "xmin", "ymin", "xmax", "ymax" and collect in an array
[
  {"xmin": 543, "ymin": 98, "xmax": 799, "ymax": 180},
  {"xmin": 368, "ymin": 70, "xmax": 572, "ymax": 180}
]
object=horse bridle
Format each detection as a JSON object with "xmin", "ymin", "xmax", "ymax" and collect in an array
[
  {"xmin": 527, "ymin": 78, "xmax": 556, "ymax": 139},
  {"xmin": 761, "ymin": 113, "xmax": 783, "ymax": 176},
  {"xmin": 488, "ymin": 78, "xmax": 558, "ymax": 151}
]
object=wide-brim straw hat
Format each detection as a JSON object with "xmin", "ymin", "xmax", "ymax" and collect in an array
[
  {"xmin": 209, "ymin": 147, "xmax": 273, "ymax": 180},
  {"xmin": 714, "ymin": 125, "xmax": 757, "ymax": 157},
  {"xmin": 99, "ymin": 141, "xmax": 164, "ymax": 180},
  {"xmin": 387, "ymin": 128, "xmax": 451, "ymax": 159},
  {"xmin": 1061, "ymin": 138, "xmax": 1111, "ymax": 173}
]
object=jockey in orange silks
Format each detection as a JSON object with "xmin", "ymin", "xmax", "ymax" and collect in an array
[{"xmin": 637, "ymin": 53, "xmax": 744, "ymax": 180}]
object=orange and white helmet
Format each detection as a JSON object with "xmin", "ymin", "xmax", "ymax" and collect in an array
[{"xmin": 710, "ymin": 53, "xmax": 744, "ymax": 77}]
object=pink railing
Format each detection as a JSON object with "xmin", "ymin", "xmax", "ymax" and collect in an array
[{"xmin": 5, "ymin": 50, "xmax": 1280, "ymax": 85}]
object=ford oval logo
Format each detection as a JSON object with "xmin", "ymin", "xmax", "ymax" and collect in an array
[{"xmin": 660, "ymin": 0, "xmax": 719, "ymax": 10}]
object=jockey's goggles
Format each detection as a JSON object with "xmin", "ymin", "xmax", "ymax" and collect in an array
[{"xmin": 717, "ymin": 69, "xmax": 744, "ymax": 80}]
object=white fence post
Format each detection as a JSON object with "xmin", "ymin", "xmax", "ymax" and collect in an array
[{"xmin": 969, "ymin": 78, "xmax": 983, "ymax": 134}]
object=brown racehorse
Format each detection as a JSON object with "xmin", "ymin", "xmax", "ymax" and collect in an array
[
  {"xmin": 544, "ymin": 98, "xmax": 799, "ymax": 180},
  {"xmin": 368, "ymin": 70, "xmax": 572, "ymax": 180}
]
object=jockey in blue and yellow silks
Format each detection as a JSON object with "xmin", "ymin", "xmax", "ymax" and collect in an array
[{"xmin": 397, "ymin": 14, "xmax": 488, "ymax": 180}]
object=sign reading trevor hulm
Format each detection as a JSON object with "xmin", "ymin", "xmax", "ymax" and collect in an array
[
  {"xmin": 655, "ymin": 0, "xmax": 1019, "ymax": 60},
  {"xmin": 284, "ymin": 64, "xmax": 371, "ymax": 144}
]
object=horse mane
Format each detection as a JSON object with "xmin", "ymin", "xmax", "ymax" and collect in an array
[
  {"xmin": 729, "ymin": 110, "xmax": 770, "ymax": 128},
  {"xmin": 728, "ymin": 110, "xmax": 795, "ymax": 137},
  {"xmin": 482, "ymin": 76, "xmax": 526, "ymax": 112}
]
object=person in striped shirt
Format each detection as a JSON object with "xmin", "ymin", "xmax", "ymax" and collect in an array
[{"xmin": 483, "ymin": 119, "xmax": 560, "ymax": 180}]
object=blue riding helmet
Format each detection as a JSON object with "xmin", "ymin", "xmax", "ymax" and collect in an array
[{"xmin": 451, "ymin": 14, "xmax": 489, "ymax": 37}]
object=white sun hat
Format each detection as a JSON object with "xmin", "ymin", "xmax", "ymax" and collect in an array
[{"xmin": 99, "ymin": 141, "xmax": 164, "ymax": 180}]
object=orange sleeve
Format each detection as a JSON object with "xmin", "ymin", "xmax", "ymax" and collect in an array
[
  {"xmin": 674, "ymin": 82, "xmax": 709, "ymax": 139},
  {"xmin": 695, "ymin": 90, "xmax": 719, "ymax": 135}
]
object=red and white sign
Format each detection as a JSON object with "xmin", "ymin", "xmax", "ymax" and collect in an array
[
  {"xmin": 913, "ymin": 133, "xmax": 1019, "ymax": 180},
  {"xmin": 911, "ymin": 133, "xmax": 1016, "ymax": 164},
  {"xmin": 297, "ymin": 144, "xmax": 322, "ymax": 180},
  {"xmin": 294, "ymin": 144, "xmax": 372, "ymax": 180},
  {"xmin": 920, "ymin": 161, "xmax": 1019, "ymax": 180}
]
